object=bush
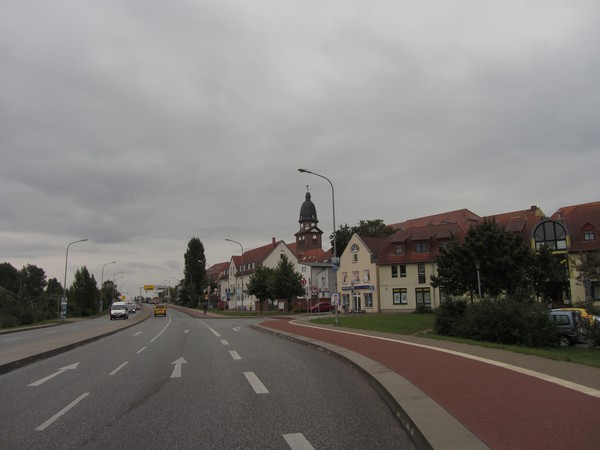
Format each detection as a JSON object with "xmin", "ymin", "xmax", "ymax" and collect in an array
[
  {"xmin": 434, "ymin": 298, "xmax": 468, "ymax": 336},
  {"xmin": 435, "ymin": 296, "xmax": 557, "ymax": 347}
]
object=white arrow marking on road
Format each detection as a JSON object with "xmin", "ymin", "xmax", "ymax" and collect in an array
[
  {"xmin": 233, "ymin": 327, "xmax": 241, "ymax": 332},
  {"xmin": 171, "ymin": 357, "xmax": 187, "ymax": 378},
  {"xmin": 28, "ymin": 363, "xmax": 80, "ymax": 386},
  {"xmin": 133, "ymin": 331, "xmax": 142, "ymax": 336},
  {"xmin": 283, "ymin": 433, "xmax": 315, "ymax": 450}
]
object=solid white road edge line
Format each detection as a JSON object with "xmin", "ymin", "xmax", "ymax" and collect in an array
[{"xmin": 290, "ymin": 320, "xmax": 600, "ymax": 399}]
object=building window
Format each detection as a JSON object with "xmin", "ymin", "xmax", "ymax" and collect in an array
[
  {"xmin": 400, "ymin": 265, "xmax": 406, "ymax": 278},
  {"xmin": 363, "ymin": 269, "xmax": 371, "ymax": 282},
  {"xmin": 584, "ymin": 230, "xmax": 595, "ymax": 241},
  {"xmin": 364, "ymin": 293, "xmax": 373, "ymax": 308},
  {"xmin": 352, "ymin": 271, "xmax": 360, "ymax": 283},
  {"xmin": 342, "ymin": 272, "xmax": 348, "ymax": 284},
  {"xmin": 395, "ymin": 244, "xmax": 404, "ymax": 254},
  {"xmin": 391, "ymin": 266, "xmax": 398, "ymax": 278},
  {"xmin": 418, "ymin": 263, "xmax": 426, "ymax": 284},
  {"xmin": 416, "ymin": 288, "xmax": 431, "ymax": 308},
  {"xmin": 415, "ymin": 242, "xmax": 429, "ymax": 253},
  {"xmin": 533, "ymin": 220, "xmax": 568, "ymax": 251},
  {"xmin": 440, "ymin": 241, "xmax": 449, "ymax": 250},
  {"xmin": 393, "ymin": 288, "xmax": 408, "ymax": 305},
  {"xmin": 352, "ymin": 253, "xmax": 358, "ymax": 263}
]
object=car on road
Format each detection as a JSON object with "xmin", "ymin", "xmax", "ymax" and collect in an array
[
  {"xmin": 549, "ymin": 310, "xmax": 587, "ymax": 346},
  {"xmin": 127, "ymin": 302, "xmax": 136, "ymax": 313},
  {"xmin": 309, "ymin": 301, "xmax": 334, "ymax": 313},
  {"xmin": 110, "ymin": 302, "xmax": 129, "ymax": 320},
  {"xmin": 154, "ymin": 303, "xmax": 167, "ymax": 317}
]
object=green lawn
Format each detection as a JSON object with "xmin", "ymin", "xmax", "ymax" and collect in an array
[{"xmin": 311, "ymin": 313, "xmax": 600, "ymax": 369}]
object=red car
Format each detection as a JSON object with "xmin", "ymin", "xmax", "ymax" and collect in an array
[{"xmin": 309, "ymin": 302, "xmax": 334, "ymax": 313}]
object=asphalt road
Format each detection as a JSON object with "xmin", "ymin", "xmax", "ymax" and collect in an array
[{"xmin": 0, "ymin": 308, "xmax": 417, "ymax": 449}]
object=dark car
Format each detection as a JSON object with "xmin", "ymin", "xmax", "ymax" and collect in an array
[
  {"xmin": 309, "ymin": 302, "xmax": 334, "ymax": 313},
  {"xmin": 549, "ymin": 310, "xmax": 587, "ymax": 346}
]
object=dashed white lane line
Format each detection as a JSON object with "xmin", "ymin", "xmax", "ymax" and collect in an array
[
  {"xmin": 137, "ymin": 346, "xmax": 147, "ymax": 354},
  {"xmin": 244, "ymin": 371, "xmax": 269, "ymax": 394},
  {"xmin": 109, "ymin": 362, "xmax": 128, "ymax": 376},
  {"xmin": 283, "ymin": 433, "xmax": 315, "ymax": 450},
  {"xmin": 229, "ymin": 350, "xmax": 241, "ymax": 360},
  {"xmin": 35, "ymin": 392, "xmax": 90, "ymax": 431},
  {"xmin": 210, "ymin": 329, "xmax": 221, "ymax": 337},
  {"xmin": 220, "ymin": 339, "xmax": 229, "ymax": 346}
]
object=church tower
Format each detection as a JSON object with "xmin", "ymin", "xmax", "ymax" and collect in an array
[{"xmin": 295, "ymin": 189, "xmax": 323, "ymax": 254}]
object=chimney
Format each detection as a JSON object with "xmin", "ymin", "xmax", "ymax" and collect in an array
[{"xmin": 272, "ymin": 237, "xmax": 276, "ymax": 247}]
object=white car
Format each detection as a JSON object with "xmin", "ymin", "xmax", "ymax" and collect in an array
[{"xmin": 110, "ymin": 302, "xmax": 129, "ymax": 320}]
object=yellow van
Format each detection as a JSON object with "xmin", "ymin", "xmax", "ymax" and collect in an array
[{"xmin": 153, "ymin": 303, "xmax": 167, "ymax": 317}]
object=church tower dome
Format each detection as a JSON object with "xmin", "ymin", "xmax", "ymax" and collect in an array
[{"xmin": 295, "ymin": 189, "xmax": 323, "ymax": 254}]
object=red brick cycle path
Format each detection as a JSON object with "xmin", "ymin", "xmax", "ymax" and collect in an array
[{"xmin": 261, "ymin": 318, "xmax": 600, "ymax": 450}]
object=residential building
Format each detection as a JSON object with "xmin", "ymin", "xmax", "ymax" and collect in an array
[{"xmin": 337, "ymin": 234, "xmax": 386, "ymax": 312}]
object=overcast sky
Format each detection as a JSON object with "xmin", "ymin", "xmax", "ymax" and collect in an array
[{"xmin": 1, "ymin": 1, "xmax": 599, "ymax": 297}]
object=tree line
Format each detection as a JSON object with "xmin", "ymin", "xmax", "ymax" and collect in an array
[{"xmin": 0, "ymin": 262, "xmax": 121, "ymax": 328}]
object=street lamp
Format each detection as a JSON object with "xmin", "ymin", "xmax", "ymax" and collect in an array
[
  {"xmin": 298, "ymin": 168, "xmax": 339, "ymax": 324},
  {"xmin": 100, "ymin": 261, "xmax": 116, "ymax": 313},
  {"xmin": 225, "ymin": 239, "xmax": 244, "ymax": 312},
  {"xmin": 112, "ymin": 272, "xmax": 124, "ymax": 302},
  {"xmin": 61, "ymin": 238, "xmax": 88, "ymax": 320}
]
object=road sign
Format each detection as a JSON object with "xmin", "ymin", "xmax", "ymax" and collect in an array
[
  {"xmin": 144, "ymin": 285, "xmax": 154, "ymax": 291},
  {"xmin": 311, "ymin": 286, "xmax": 318, "ymax": 294}
]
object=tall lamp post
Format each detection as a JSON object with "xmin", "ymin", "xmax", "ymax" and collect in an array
[
  {"xmin": 298, "ymin": 168, "xmax": 339, "ymax": 324},
  {"xmin": 112, "ymin": 272, "xmax": 124, "ymax": 302},
  {"xmin": 61, "ymin": 238, "xmax": 88, "ymax": 320},
  {"xmin": 225, "ymin": 239, "xmax": 244, "ymax": 312},
  {"xmin": 100, "ymin": 261, "xmax": 116, "ymax": 313}
]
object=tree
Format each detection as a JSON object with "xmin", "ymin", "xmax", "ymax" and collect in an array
[
  {"xmin": 330, "ymin": 219, "xmax": 396, "ymax": 257},
  {"xmin": 19, "ymin": 264, "xmax": 48, "ymax": 323},
  {"xmin": 575, "ymin": 251, "xmax": 600, "ymax": 301},
  {"xmin": 70, "ymin": 266, "xmax": 98, "ymax": 317},
  {"xmin": 271, "ymin": 255, "xmax": 304, "ymax": 311},
  {"xmin": 246, "ymin": 265, "xmax": 275, "ymax": 312},
  {"xmin": 530, "ymin": 246, "xmax": 569, "ymax": 302},
  {"xmin": 0, "ymin": 262, "xmax": 19, "ymax": 295},
  {"xmin": 431, "ymin": 218, "xmax": 534, "ymax": 299},
  {"xmin": 183, "ymin": 237, "xmax": 206, "ymax": 308}
]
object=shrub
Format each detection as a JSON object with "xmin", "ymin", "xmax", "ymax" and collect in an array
[
  {"xmin": 435, "ymin": 295, "xmax": 557, "ymax": 347},
  {"xmin": 434, "ymin": 298, "xmax": 468, "ymax": 336}
]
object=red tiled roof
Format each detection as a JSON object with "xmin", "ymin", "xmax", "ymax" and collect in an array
[
  {"xmin": 377, "ymin": 222, "xmax": 467, "ymax": 265},
  {"xmin": 552, "ymin": 201, "xmax": 600, "ymax": 251},
  {"xmin": 389, "ymin": 208, "xmax": 481, "ymax": 230},
  {"xmin": 485, "ymin": 205, "xmax": 545, "ymax": 245}
]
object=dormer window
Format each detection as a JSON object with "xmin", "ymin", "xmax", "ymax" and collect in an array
[
  {"xmin": 415, "ymin": 242, "xmax": 429, "ymax": 253},
  {"xmin": 584, "ymin": 230, "xmax": 595, "ymax": 241},
  {"xmin": 394, "ymin": 244, "xmax": 404, "ymax": 254}
]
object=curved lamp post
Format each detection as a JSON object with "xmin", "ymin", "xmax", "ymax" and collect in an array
[
  {"xmin": 100, "ymin": 261, "xmax": 116, "ymax": 312},
  {"xmin": 298, "ymin": 168, "xmax": 339, "ymax": 324},
  {"xmin": 225, "ymin": 239, "xmax": 244, "ymax": 312},
  {"xmin": 61, "ymin": 238, "xmax": 88, "ymax": 320},
  {"xmin": 112, "ymin": 272, "xmax": 124, "ymax": 302}
]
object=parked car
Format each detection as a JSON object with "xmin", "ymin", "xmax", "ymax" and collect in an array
[
  {"xmin": 549, "ymin": 310, "xmax": 587, "ymax": 346},
  {"xmin": 551, "ymin": 307, "xmax": 595, "ymax": 327},
  {"xmin": 153, "ymin": 303, "xmax": 167, "ymax": 317},
  {"xmin": 309, "ymin": 302, "xmax": 333, "ymax": 313},
  {"xmin": 110, "ymin": 302, "xmax": 129, "ymax": 320}
]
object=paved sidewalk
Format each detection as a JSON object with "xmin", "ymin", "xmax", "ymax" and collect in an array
[{"xmin": 256, "ymin": 317, "xmax": 600, "ymax": 450}]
